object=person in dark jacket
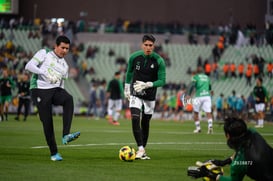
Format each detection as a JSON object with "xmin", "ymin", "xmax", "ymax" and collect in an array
[
  {"xmin": 106, "ymin": 71, "xmax": 124, "ymax": 125},
  {"xmin": 15, "ymin": 72, "xmax": 31, "ymax": 121},
  {"xmin": 206, "ymin": 117, "xmax": 273, "ymax": 181}
]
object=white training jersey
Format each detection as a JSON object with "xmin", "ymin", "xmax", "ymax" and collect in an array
[{"xmin": 25, "ymin": 49, "xmax": 69, "ymax": 89}]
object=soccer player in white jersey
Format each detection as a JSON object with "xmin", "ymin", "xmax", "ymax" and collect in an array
[{"xmin": 25, "ymin": 35, "xmax": 80, "ymax": 161}]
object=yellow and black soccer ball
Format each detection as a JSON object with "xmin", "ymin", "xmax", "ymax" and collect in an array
[{"xmin": 119, "ymin": 146, "xmax": 136, "ymax": 162}]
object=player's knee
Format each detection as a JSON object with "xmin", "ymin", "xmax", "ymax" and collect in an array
[
  {"xmin": 142, "ymin": 114, "xmax": 152, "ymax": 121},
  {"xmin": 130, "ymin": 108, "xmax": 140, "ymax": 119}
]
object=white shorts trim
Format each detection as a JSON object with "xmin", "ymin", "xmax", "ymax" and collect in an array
[{"xmin": 129, "ymin": 96, "xmax": 155, "ymax": 114}]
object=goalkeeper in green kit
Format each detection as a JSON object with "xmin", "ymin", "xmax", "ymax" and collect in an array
[
  {"xmin": 188, "ymin": 117, "xmax": 273, "ymax": 180},
  {"xmin": 25, "ymin": 35, "xmax": 80, "ymax": 161},
  {"xmin": 124, "ymin": 34, "xmax": 166, "ymax": 160}
]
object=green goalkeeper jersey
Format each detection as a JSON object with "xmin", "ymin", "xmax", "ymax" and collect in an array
[{"xmin": 191, "ymin": 73, "xmax": 211, "ymax": 97}]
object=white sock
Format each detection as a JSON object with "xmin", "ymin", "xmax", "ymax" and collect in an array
[
  {"xmin": 138, "ymin": 146, "xmax": 144, "ymax": 151},
  {"xmin": 195, "ymin": 121, "xmax": 201, "ymax": 130},
  {"xmin": 208, "ymin": 118, "xmax": 213, "ymax": 128},
  {"xmin": 259, "ymin": 119, "xmax": 264, "ymax": 125},
  {"xmin": 113, "ymin": 112, "xmax": 120, "ymax": 121}
]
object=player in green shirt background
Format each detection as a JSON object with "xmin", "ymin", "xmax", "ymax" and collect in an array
[
  {"xmin": 186, "ymin": 67, "xmax": 213, "ymax": 134},
  {"xmin": 0, "ymin": 69, "xmax": 16, "ymax": 121}
]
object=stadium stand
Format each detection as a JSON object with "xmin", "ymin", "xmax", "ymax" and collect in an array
[
  {"xmin": 76, "ymin": 40, "xmax": 273, "ymax": 100},
  {"xmin": 1, "ymin": 26, "xmax": 272, "ymax": 117}
]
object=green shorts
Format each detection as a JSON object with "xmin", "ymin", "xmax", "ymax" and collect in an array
[{"xmin": 0, "ymin": 95, "xmax": 12, "ymax": 104}]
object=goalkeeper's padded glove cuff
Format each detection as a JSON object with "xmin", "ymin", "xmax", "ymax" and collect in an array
[{"xmin": 146, "ymin": 82, "xmax": 153, "ymax": 88}]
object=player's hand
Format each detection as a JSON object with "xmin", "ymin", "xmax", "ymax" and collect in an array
[
  {"xmin": 199, "ymin": 165, "xmax": 220, "ymax": 180},
  {"xmin": 188, "ymin": 161, "xmax": 223, "ymax": 180},
  {"xmin": 133, "ymin": 81, "xmax": 153, "ymax": 93},
  {"xmin": 46, "ymin": 72, "xmax": 59, "ymax": 84},
  {"xmin": 181, "ymin": 94, "xmax": 190, "ymax": 106},
  {"xmin": 43, "ymin": 69, "xmax": 60, "ymax": 84},
  {"xmin": 124, "ymin": 83, "xmax": 131, "ymax": 101},
  {"xmin": 187, "ymin": 166, "xmax": 204, "ymax": 178}
]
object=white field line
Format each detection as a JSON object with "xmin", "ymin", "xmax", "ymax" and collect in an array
[{"xmin": 31, "ymin": 141, "xmax": 230, "ymax": 149}]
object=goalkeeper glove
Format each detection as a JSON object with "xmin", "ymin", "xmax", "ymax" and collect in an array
[
  {"xmin": 43, "ymin": 69, "xmax": 60, "ymax": 84},
  {"xmin": 124, "ymin": 83, "xmax": 131, "ymax": 101},
  {"xmin": 188, "ymin": 161, "xmax": 223, "ymax": 180},
  {"xmin": 187, "ymin": 166, "xmax": 204, "ymax": 178},
  {"xmin": 201, "ymin": 165, "xmax": 220, "ymax": 180},
  {"xmin": 48, "ymin": 74, "xmax": 59, "ymax": 84},
  {"xmin": 133, "ymin": 81, "xmax": 153, "ymax": 93}
]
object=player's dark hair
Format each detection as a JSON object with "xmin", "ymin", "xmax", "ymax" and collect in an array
[
  {"xmin": 224, "ymin": 117, "xmax": 250, "ymax": 150},
  {"xmin": 257, "ymin": 77, "xmax": 263, "ymax": 83},
  {"xmin": 142, "ymin": 34, "xmax": 156, "ymax": 43},
  {"xmin": 115, "ymin": 71, "xmax": 121, "ymax": 76},
  {"xmin": 56, "ymin": 35, "xmax": 70, "ymax": 46}
]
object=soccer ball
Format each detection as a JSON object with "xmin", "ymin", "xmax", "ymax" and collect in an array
[{"xmin": 119, "ymin": 146, "xmax": 136, "ymax": 161}]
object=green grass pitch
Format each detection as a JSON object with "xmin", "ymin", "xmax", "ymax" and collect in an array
[{"xmin": 0, "ymin": 115, "xmax": 272, "ymax": 181}]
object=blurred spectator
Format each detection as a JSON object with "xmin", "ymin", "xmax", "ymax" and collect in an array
[
  {"xmin": 253, "ymin": 63, "xmax": 260, "ymax": 78},
  {"xmin": 215, "ymin": 93, "xmax": 224, "ymax": 121},
  {"xmin": 197, "ymin": 56, "xmax": 203, "ymax": 69},
  {"xmin": 188, "ymin": 32, "xmax": 197, "ymax": 44},
  {"xmin": 85, "ymin": 45, "xmax": 99, "ymax": 59},
  {"xmin": 108, "ymin": 48, "xmax": 115, "ymax": 56},
  {"xmin": 246, "ymin": 92, "xmax": 255, "ymax": 121},
  {"xmin": 14, "ymin": 72, "xmax": 31, "ymax": 121},
  {"xmin": 222, "ymin": 63, "xmax": 230, "ymax": 78},
  {"xmin": 115, "ymin": 57, "xmax": 126, "ymax": 65},
  {"xmin": 174, "ymin": 87, "xmax": 185, "ymax": 121},
  {"xmin": 230, "ymin": 62, "xmax": 237, "ymax": 78},
  {"xmin": 187, "ymin": 67, "xmax": 192, "ymax": 75},
  {"xmin": 0, "ymin": 69, "xmax": 16, "ymax": 121},
  {"xmin": 87, "ymin": 81, "xmax": 99, "ymax": 118},
  {"xmin": 245, "ymin": 63, "xmax": 253, "ymax": 86},
  {"xmin": 98, "ymin": 79, "xmax": 107, "ymax": 118},
  {"xmin": 227, "ymin": 90, "xmax": 237, "ymax": 113},
  {"xmin": 165, "ymin": 92, "xmax": 177, "ymax": 120},
  {"xmin": 80, "ymin": 60, "xmax": 88, "ymax": 76},
  {"xmin": 28, "ymin": 30, "xmax": 34, "ymax": 39},
  {"xmin": 257, "ymin": 56, "xmax": 265, "ymax": 77},
  {"xmin": 0, "ymin": 30, "xmax": 5, "ymax": 40},
  {"xmin": 236, "ymin": 95, "xmax": 245, "ymax": 118},
  {"xmin": 217, "ymin": 35, "xmax": 225, "ymax": 54},
  {"xmin": 204, "ymin": 60, "xmax": 212, "ymax": 76},
  {"xmin": 203, "ymin": 33, "xmax": 210, "ymax": 45},
  {"xmin": 267, "ymin": 62, "xmax": 273, "ymax": 79},
  {"xmin": 237, "ymin": 63, "xmax": 244, "ymax": 78},
  {"xmin": 212, "ymin": 60, "xmax": 219, "ymax": 80}
]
